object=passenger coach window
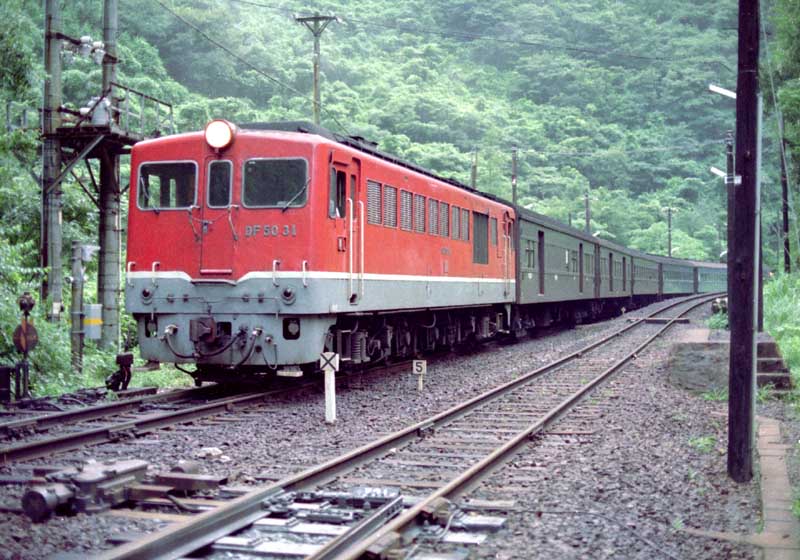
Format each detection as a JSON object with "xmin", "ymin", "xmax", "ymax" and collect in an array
[
  {"xmin": 243, "ymin": 158, "xmax": 307, "ymax": 208},
  {"xmin": 138, "ymin": 161, "xmax": 196, "ymax": 210},
  {"xmin": 207, "ymin": 161, "xmax": 231, "ymax": 208}
]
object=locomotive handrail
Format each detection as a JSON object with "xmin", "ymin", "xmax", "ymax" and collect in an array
[
  {"xmin": 151, "ymin": 261, "xmax": 160, "ymax": 288},
  {"xmin": 302, "ymin": 261, "xmax": 309, "ymax": 288},
  {"xmin": 227, "ymin": 206, "xmax": 239, "ymax": 241},
  {"xmin": 348, "ymin": 198, "xmax": 354, "ymax": 300},
  {"xmin": 359, "ymin": 201, "xmax": 365, "ymax": 298},
  {"xmin": 272, "ymin": 260, "xmax": 281, "ymax": 286}
]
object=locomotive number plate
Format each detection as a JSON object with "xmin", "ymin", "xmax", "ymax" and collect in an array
[{"xmin": 244, "ymin": 224, "xmax": 297, "ymax": 238}]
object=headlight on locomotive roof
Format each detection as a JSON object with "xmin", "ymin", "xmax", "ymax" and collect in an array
[{"xmin": 204, "ymin": 119, "xmax": 237, "ymax": 151}]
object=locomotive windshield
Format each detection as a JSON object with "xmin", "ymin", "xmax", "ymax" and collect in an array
[
  {"xmin": 243, "ymin": 158, "xmax": 308, "ymax": 208},
  {"xmin": 137, "ymin": 162, "xmax": 197, "ymax": 210}
]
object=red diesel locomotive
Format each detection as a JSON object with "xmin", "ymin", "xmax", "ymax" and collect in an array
[{"xmin": 126, "ymin": 120, "xmax": 516, "ymax": 381}]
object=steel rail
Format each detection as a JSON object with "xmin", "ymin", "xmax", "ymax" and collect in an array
[
  {"xmin": 0, "ymin": 359, "xmax": 419, "ymax": 466},
  {"xmin": 335, "ymin": 294, "xmax": 718, "ymax": 559},
  {"xmin": 0, "ymin": 385, "xmax": 215, "ymax": 436},
  {"xmin": 0, "ymin": 385, "xmax": 307, "ymax": 466},
  {"xmin": 98, "ymin": 292, "xmax": 719, "ymax": 560}
]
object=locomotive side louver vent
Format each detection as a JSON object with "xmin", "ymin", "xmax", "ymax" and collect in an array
[
  {"xmin": 414, "ymin": 194, "xmax": 426, "ymax": 233},
  {"xmin": 367, "ymin": 180, "xmax": 381, "ymax": 224},
  {"xmin": 429, "ymin": 199, "xmax": 438, "ymax": 235},
  {"xmin": 400, "ymin": 190, "xmax": 412, "ymax": 231},
  {"xmin": 384, "ymin": 185, "xmax": 397, "ymax": 227},
  {"xmin": 439, "ymin": 202, "xmax": 449, "ymax": 237}
]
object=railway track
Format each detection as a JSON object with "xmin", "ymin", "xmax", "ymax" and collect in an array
[
  {"xmin": 98, "ymin": 292, "xmax": 718, "ymax": 560},
  {"xmin": 0, "ymin": 359, "xmax": 421, "ymax": 466}
]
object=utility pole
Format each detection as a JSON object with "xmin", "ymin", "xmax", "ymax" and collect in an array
[
  {"xmin": 726, "ymin": 130, "xmax": 735, "ymax": 298},
  {"xmin": 470, "ymin": 149, "xmax": 478, "ymax": 190},
  {"xmin": 757, "ymin": 94, "xmax": 764, "ymax": 333},
  {"xmin": 42, "ymin": 0, "xmax": 63, "ymax": 320},
  {"xmin": 70, "ymin": 242, "xmax": 85, "ymax": 373},
  {"xmin": 98, "ymin": 0, "xmax": 120, "ymax": 349},
  {"xmin": 295, "ymin": 13, "xmax": 336, "ymax": 125},
  {"xmin": 512, "ymin": 146, "xmax": 521, "ymax": 316},
  {"xmin": 728, "ymin": 0, "xmax": 760, "ymax": 483},
  {"xmin": 667, "ymin": 207, "xmax": 673, "ymax": 257},
  {"xmin": 584, "ymin": 191, "xmax": 591, "ymax": 234},
  {"xmin": 780, "ymin": 131, "xmax": 791, "ymax": 273}
]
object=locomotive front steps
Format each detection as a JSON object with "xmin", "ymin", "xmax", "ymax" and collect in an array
[{"xmin": 667, "ymin": 329, "xmax": 794, "ymax": 395}]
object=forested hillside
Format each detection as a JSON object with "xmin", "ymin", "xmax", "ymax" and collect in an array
[{"xmin": 0, "ymin": 1, "xmax": 798, "ymax": 388}]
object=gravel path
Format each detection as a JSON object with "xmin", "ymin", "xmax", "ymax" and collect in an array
[{"xmin": 0, "ymin": 297, "xmax": 791, "ymax": 559}]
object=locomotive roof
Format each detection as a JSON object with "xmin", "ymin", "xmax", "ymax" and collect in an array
[
  {"xmin": 238, "ymin": 122, "xmax": 715, "ymax": 269},
  {"xmin": 239, "ymin": 121, "xmax": 509, "ymax": 206}
]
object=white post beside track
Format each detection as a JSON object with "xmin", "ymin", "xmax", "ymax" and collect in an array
[
  {"xmin": 413, "ymin": 360, "xmax": 427, "ymax": 392},
  {"xmin": 324, "ymin": 369, "xmax": 336, "ymax": 424},
  {"xmin": 320, "ymin": 352, "xmax": 340, "ymax": 425}
]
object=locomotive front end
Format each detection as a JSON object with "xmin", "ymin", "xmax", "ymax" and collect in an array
[{"xmin": 125, "ymin": 122, "xmax": 337, "ymax": 381}]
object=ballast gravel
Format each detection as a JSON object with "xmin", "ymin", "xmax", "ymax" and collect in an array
[{"xmin": 0, "ymin": 297, "xmax": 786, "ymax": 559}]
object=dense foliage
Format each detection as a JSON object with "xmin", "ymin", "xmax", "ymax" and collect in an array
[{"xmin": 0, "ymin": 0, "xmax": 798, "ymax": 392}]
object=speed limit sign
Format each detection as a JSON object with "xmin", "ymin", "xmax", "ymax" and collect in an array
[{"xmin": 412, "ymin": 360, "xmax": 427, "ymax": 375}]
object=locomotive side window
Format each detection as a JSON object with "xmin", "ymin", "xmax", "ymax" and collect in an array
[
  {"xmin": 413, "ymin": 194, "xmax": 426, "ymax": 232},
  {"xmin": 207, "ymin": 161, "xmax": 231, "ymax": 208},
  {"xmin": 400, "ymin": 190, "xmax": 413, "ymax": 231},
  {"xmin": 242, "ymin": 158, "xmax": 307, "ymax": 208},
  {"xmin": 328, "ymin": 168, "xmax": 346, "ymax": 218},
  {"xmin": 367, "ymin": 180, "xmax": 381, "ymax": 224},
  {"xmin": 490, "ymin": 217, "xmax": 498, "ymax": 246},
  {"xmin": 383, "ymin": 185, "xmax": 397, "ymax": 227},
  {"xmin": 138, "ymin": 161, "xmax": 197, "ymax": 210}
]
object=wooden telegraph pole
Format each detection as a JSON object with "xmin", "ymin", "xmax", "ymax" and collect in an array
[
  {"xmin": 295, "ymin": 13, "xmax": 336, "ymax": 125},
  {"xmin": 728, "ymin": 0, "xmax": 760, "ymax": 483}
]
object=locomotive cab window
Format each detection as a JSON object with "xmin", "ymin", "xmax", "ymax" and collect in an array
[
  {"xmin": 329, "ymin": 167, "xmax": 346, "ymax": 218},
  {"xmin": 207, "ymin": 160, "xmax": 231, "ymax": 208},
  {"xmin": 242, "ymin": 158, "xmax": 307, "ymax": 208},
  {"xmin": 137, "ymin": 161, "xmax": 197, "ymax": 210}
]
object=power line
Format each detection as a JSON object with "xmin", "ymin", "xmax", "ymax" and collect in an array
[
  {"xmin": 759, "ymin": 5, "xmax": 799, "ymax": 257},
  {"xmin": 512, "ymin": 138, "xmax": 725, "ymax": 159},
  {"xmin": 227, "ymin": 0, "xmax": 684, "ymax": 65},
  {"xmin": 150, "ymin": 0, "xmax": 352, "ymax": 136}
]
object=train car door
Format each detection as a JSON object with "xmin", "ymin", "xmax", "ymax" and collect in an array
[
  {"xmin": 329, "ymin": 154, "xmax": 362, "ymax": 303},
  {"xmin": 199, "ymin": 158, "xmax": 235, "ymax": 275},
  {"xmin": 350, "ymin": 158, "xmax": 363, "ymax": 303},
  {"xmin": 594, "ymin": 244, "xmax": 601, "ymax": 298},
  {"xmin": 503, "ymin": 214, "xmax": 513, "ymax": 297}
]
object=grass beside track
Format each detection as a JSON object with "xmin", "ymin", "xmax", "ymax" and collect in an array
[{"xmin": 763, "ymin": 273, "xmax": 800, "ymax": 520}]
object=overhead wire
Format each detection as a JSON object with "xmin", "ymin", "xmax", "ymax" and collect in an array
[
  {"xmin": 759, "ymin": 5, "xmax": 799, "ymax": 255},
  {"xmin": 149, "ymin": 0, "xmax": 352, "ymax": 136},
  {"xmin": 227, "ymin": 0, "xmax": 732, "ymax": 68}
]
